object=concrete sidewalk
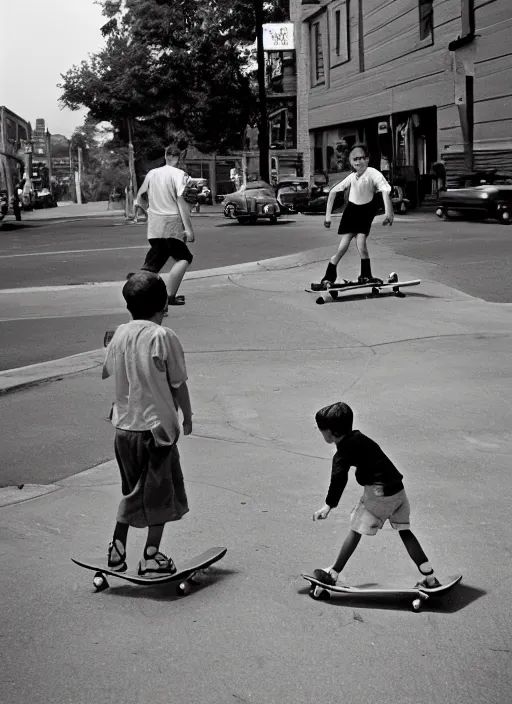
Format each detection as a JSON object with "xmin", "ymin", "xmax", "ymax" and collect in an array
[
  {"xmin": 14, "ymin": 200, "xmax": 225, "ymax": 222},
  {"xmin": 1, "ymin": 242, "xmax": 511, "ymax": 704}
]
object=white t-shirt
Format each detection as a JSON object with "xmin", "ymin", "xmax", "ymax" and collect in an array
[
  {"xmin": 103, "ymin": 320, "xmax": 188, "ymax": 445},
  {"xmin": 331, "ymin": 167, "xmax": 391, "ymax": 205},
  {"xmin": 138, "ymin": 164, "xmax": 189, "ymax": 216}
]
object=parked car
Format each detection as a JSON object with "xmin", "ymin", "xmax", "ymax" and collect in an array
[
  {"xmin": 301, "ymin": 182, "xmax": 410, "ymax": 215},
  {"xmin": 222, "ymin": 180, "xmax": 280, "ymax": 224},
  {"xmin": 436, "ymin": 185, "xmax": 512, "ymax": 224},
  {"xmin": 276, "ymin": 179, "xmax": 310, "ymax": 213}
]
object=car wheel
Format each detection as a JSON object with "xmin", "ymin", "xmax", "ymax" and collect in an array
[
  {"xmin": 237, "ymin": 217, "xmax": 250, "ymax": 224},
  {"xmin": 224, "ymin": 203, "xmax": 236, "ymax": 218},
  {"xmin": 269, "ymin": 215, "xmax": 278, "ymax": 224},
  {"xmin": 499, "ymin": 210, "xmax": 511, "ymax": 225}
]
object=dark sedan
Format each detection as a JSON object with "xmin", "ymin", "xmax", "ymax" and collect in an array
[{"xmin": 437, "ymin": 185, "xmax": 512, "ymax": 224}]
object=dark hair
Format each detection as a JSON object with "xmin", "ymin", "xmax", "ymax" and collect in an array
[
  {"xmin": 165, "ymin": 144, "xmax": 182, "ymax": 159},
  {"xmin": 315, "ymin": 402, "xmax": 354, "ymax": 436},
  {"xmin": 349, "ymin": 143, "xmax": 370, "ymax": 158},
  {"xmin": 122, "ymin": 272, "xmax": 168, "ymax": 319}
]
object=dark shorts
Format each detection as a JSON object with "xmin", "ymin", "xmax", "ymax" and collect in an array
[
  {"xmin": 141, "ymin": 238, "xmax": 193, "ymax": 272},
  {"xmin": 114, "ymin": 429, "xmax": 189, "ymax": 528},
  {"xmin": 338, "ymin": 199, "xmax": 378, "ymax": 236}
]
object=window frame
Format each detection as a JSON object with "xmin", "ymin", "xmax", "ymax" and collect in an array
[
  {"xmin": 329, "ymin": 0, "xmax": 350, "ymax": 69},
  {"xmin": 310, "ymin": 19, "xmax": 325, "ymax": 86}
]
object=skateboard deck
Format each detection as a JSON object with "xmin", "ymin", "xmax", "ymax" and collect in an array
[
  {"xmin": 72, "ymin": 546, "xmax": 227, "ymax": 595},
  {"xmin": 306, "ymin": 273, "xmax": 420, "ymax": 304},
  {"xmin": 302, "ymin": 573, "xmax": 462, "ymax": 611}
]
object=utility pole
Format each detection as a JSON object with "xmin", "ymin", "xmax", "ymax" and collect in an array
[
  {"xmin": 253, "ymin": 0, "xmax": 270, "ymax": 182},
  {"xmin": 75, "ymin": 147, "xmax": 83, "ymax": 205},
  {"xmin": 126, "ymin": 117, "xmax": 138, "ymax": 218}
]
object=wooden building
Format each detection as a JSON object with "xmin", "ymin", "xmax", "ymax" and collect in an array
[{"xmin": 294, "ymin": 0, "xmax": 512, "ymax": 199}]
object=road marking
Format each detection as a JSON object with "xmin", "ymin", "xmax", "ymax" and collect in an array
[{"xmin": 0, "ymin": 245, "xmax": 147, "ymax": 259}]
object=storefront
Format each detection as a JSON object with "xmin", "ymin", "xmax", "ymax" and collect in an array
[{"xmin": 311, "ymin": 106, "xmax": 438, "ymax": 207}]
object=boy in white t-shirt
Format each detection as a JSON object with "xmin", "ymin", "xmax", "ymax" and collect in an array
[
  {"xmin": 135, "ymin": 145, "xmax": 195, "ymax": 306},
  {"xmin": 319, "ymin": 143, "xmax": 394, "ymax": 288},
  {"xmin": 102, "ymin": 272, "xmax": 193, "ymax": 576}
]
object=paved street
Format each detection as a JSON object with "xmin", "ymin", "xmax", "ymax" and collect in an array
[
  {"xmin": 1, "ymin": 209, "xmax": 511, "ymax": 704},
  {"xmin": 0, "ymin": 211, "xmax": 511, "ymax": 371}
]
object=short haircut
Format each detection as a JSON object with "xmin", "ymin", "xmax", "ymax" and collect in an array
[
  {"xmin": 122, "ymin": 272, "xmax": 168, "ymax": 319},
  {"xmin": 315, "ymin": 402, "xmax": 354, "ymax": 436},
  {"xmin": 165, "ymin": 145, "xmax": 182, "ymax": 159},
  {"xmin": 349, "ymin": 143, "xmax": 370, "ymax": 158}
]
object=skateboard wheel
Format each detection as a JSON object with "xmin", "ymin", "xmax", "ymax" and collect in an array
[
  {"xmin": 316, "ymin": 297, "xmax": 325, "ymax": 305},
  {"xmin": 176, "ymin": 582, "xmax": 190, "ymax": 596},
  {"xmin": 309, "ymin": 586, "xmax": 330, "ymax": 601},
  {"xmin": 330, "ymin": 291, "xmax": 338, "ymax": 300},
  {"xmin": 93, "ymin": 572, "xmax": 109, "ymax": 592},
  {"xmin": 412, "ymin": 598, "xmax": 422, "ymax": 611},
  {"xmin": 371, "ymin": 287, "xmax": 380, "ymax": 295}
]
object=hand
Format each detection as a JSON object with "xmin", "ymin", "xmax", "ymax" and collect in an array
[
  {"xmin": 382, "ymin": 214, "xmax": 394, "ymax": 226},
  {"xmin": 324, "ymin": 221, "xmax": 331, "ymax": 229},
  {"xmin": 182, "ymin": 418, "xmax": 193, "ymax": 435},
  {"xmin": 313, "ymin": 505, "xmax": 331, "ymax": 521},
  {"xmin": 185, "ymin": 231, "xmax": 195, "ymax": 243}
]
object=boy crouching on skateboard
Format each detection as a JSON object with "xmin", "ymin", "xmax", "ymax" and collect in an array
[
  {"xmin": 312, "ymin": 402, "xmax": 441, "ymax": 589},
  {"xmin": 102, "ymin": 271, "xmax": 192, "ymax": 576}
]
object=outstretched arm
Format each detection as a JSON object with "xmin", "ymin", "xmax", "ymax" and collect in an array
[{"xmin": 324, "ymin": 177, "xmax": 349, "ymax": 227}]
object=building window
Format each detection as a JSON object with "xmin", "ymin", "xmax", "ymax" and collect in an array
[
  {"xmin": 311, "ymin": 21, "xmax": 325, "ymax": 85},
  {"xmin": 329, "ymin": 1, "xmax": 350, "ymax": 67},
  {"xmin": 419, "ymin": 0, "xmax": 433, "ymax": 41}
]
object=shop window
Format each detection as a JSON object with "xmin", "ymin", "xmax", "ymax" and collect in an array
[
  {"xmin": 329, "ymin": 1, "xmax": 350, "ymax": 67},
  {"xmin": 311, "ymin": 21, "xmax": 325, "ymax": 85},
  {"xmin": 418, "ymin": 0, "xmax": 433, "ymax": 41}
]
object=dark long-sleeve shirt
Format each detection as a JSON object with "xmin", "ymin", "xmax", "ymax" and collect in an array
[{"xmin": 325, "ymin": 430, "xmax": 404, "ymax": 508}]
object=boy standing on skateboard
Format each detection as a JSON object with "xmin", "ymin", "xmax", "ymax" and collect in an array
[
  {"xmin": 102, "ymin": 271, "xmax": 192, "ymax": 576},
  {"xmin": 312, "ymin": 402, "xmax": 441, "ymax": 589},
  {"xmin": 135, "ymin": 145, "xmax": 195, "ymax": 306},
  {"xmin": 320, "ymin": 144, "xmax": 394, "ymax": 287}
]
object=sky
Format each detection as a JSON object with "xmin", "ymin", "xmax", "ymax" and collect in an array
[{"xmin": 0, "ymin": 0, "xmax": 106, "ymax": 138}]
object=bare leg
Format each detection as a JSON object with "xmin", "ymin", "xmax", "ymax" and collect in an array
[
  {"xmin": 166, "ymin": 259, "xmax": 189, "ymax": 298},
  {"xmin": 332, "ymin": 529, "xmax": 362, "ymax": 573},
  {"xmin": 145, "ymin": 524, "xmax": 165, "ymax": 554},
  {"xmin": 330, "ymin": 234, "xmax": 354, "ymax": 265},
  {"xmin": 355, "ymin": 233, "xmax": 369, "ymax": 259},
  {"xmin": 399, "ymin": 529, "xmax": 438, "ymax": 585}
]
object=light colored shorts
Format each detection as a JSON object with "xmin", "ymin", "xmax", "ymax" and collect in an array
[
  {"xmin": 147, "ymin": 213, "xmax": 185, "ymax": 241},
  {"xmin": 349, "ymin": 485, "xmax": 410, "ymax": 536}
]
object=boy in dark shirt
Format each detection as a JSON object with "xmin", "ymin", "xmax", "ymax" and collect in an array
[{"xmin": 312, "ymin": 402, "xmax": 440, "ymax": 589}]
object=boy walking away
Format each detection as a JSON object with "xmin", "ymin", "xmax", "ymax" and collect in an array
[
  {"xmin": 102, "ymin": 272, "xmax": 193, "ymax": 576},
  {"xmin": 320, "ymin": 144, "xmax": 394, "ymax": 288},
  {"xmin": 135, "ymin": 145, "xmax": 195, "ymax": 306},
  {"xmin": 312, "ymin": 402, "xmax": 440, "ymax": 590}
]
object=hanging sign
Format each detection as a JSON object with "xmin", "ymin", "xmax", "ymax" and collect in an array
[{"xmin": 262, "ymin": 23, "xmax": 295, "ymax": 51}]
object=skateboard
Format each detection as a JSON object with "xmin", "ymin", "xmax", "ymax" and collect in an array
[
  {"xmin": 301, "ymin": 573, "xmax": 462, "ymax": 611},
  {"xmin": 72, "ymin": 546, "xmax": 227, "ymax": 596},
  {"xmin": 306, "ymin": 272, "xmax": 420, "ymax": 304}
]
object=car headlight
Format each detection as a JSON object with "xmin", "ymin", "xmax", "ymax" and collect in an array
[{"xmin": 263, "ymin": 204, "xmax": 275, "ymax": 214}]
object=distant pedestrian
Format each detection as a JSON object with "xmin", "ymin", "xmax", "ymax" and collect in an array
[
  {"xmin": 320, "ymin": 143, "xmax": 394, "ymax": 287},
  {"xmin": 312, "ymin": 401, "xmax": 440, "ymax": 590},
  {"xmin": 135, "ymin": 145, "xmax": 195, "ymax": 306},
  {"xmin": 102, "ymin": 271, "xmax": 192, "ymax": 576}
]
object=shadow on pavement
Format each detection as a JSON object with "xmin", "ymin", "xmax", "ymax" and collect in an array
[
  {"xmin": 297, "ymin": 582, "xmax": 486, "ymax": 614},
  {"xmin": 74, "ymin": 566, "xmax": 237, "ymax": 602}
]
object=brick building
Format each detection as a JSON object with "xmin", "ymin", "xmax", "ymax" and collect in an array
[{"xmin": 292, "ymin": 0, "xmax": 512, "ymax": 201}]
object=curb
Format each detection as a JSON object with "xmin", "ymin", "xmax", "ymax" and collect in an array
[{"xmin": 0, "ymin": 349, "xmax": 104, "ymax": 396}]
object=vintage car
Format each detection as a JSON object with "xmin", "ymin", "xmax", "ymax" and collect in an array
[
  {"xmin": 300, "ymin": 182, "xmax": 410, "ymax": 215},
  {"xmin": 436, "ymin": 185, "xmax": 512, "ymax": 224},
  {"xmin": 222, "ymin": 180, "xmax": 281, "ymax": 224},
  {"xmin": 275, "ymin": 179, "xmax": 310, "ymax": 213}
]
